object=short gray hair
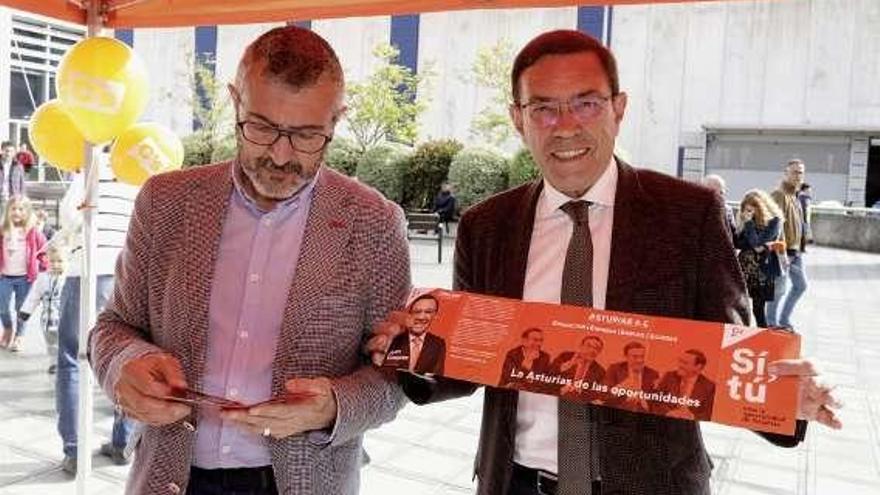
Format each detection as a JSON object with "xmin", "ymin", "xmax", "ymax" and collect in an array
[
  {"xmin": 236, "ymin": 26, "xmax": 343, "ymax": 90},
  {"xmin": 702, "ymin": 174, "xmax": 727, "ymax": 194}
]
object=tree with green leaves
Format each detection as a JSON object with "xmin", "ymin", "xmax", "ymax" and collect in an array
[
  {"xmin": 345, "ymin": 43, "xmax": 432, "ymax": 153},
  {"xmin": 469, "ymin": 40, "xmax": 518, "ymax": 148}
]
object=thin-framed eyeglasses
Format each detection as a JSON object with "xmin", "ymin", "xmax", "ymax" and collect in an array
[
  {"xmin": 237, "ymin": 121, "xmax": 332, "ymax": 154},
  {"xmin": 518, "ymin": 94, "xmax": 614, "ymax": 128}
]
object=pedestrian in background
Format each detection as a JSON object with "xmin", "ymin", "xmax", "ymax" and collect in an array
[
  {"xmin": 0, "ymin": 196, "xmax": 47, "ymax": 352},
  {"xmin": 735, "ymin": 189, "xmax": 784, "ymax": 328}
]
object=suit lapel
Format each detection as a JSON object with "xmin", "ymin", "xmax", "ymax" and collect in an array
[
  {"xmin": 606, "ymin": 159, "xmax": 650, "ymax": 313},
  {"xmin": 183, "ymin": 164, "xmax": 233, "ymax": 390},
  {"xmin": 274, "ymin": 169, "xmax": 352, "ymax": 381}
]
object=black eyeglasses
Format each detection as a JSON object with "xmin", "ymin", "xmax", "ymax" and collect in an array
[{"xmin": 236, "ymin": 121, "xmax": 332, "ymax": 154}]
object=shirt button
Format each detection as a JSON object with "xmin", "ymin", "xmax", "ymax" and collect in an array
[
  {"xmin": 262, "ymin": 217, "xmax": 273, "ymax": 226},
  {"xmin": 166, "ymin": 482, "xmax": 181, "ymax": 494},
  {"xmin": 221, "ymin": 445, "xmax": 231, "ymax": 454},
  {"xmin": 229, "ymin": 388, "xmax": 238, "ymax": 397},
  {"xmin": 239, "ymin": 331, "xmax": 249, "ymax": 339},
  {"xmin": 249, "ymin": 273, "xmax": 260, "ymax": 283}
]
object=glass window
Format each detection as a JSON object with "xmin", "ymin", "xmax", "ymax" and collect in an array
[
  {"xmin": 706, "ymin": 133, "xmax": 849, "ymax": 174},
  {"xmin": 9, "ymin": 69, "xmax": 46, "ymax": 119}
]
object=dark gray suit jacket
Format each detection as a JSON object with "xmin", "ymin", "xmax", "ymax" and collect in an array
[
  {"xmin": 386, "ymin": 331, "xmax": 446, "ymax": 375},
  {"xmin": 400, "ymin": 160, "xmax": 806, "ymax": 495}
]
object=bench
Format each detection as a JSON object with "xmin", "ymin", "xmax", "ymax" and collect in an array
[{"xmin": 406, "ymin": 211, "xmax": 443, "ymax": 263}]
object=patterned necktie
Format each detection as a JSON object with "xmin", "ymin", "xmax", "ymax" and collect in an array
[
  {"xmin": 409, "ymin": 335, "xmax": 424, "ymax": 371},
  {"xmin": 557, "ymin": 200, "xmax": 601, "ymax": 495}
]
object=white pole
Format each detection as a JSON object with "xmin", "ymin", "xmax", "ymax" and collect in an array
[{"xmin": 76, "ymin": 2, "xmax": 102, "ymax": 494}]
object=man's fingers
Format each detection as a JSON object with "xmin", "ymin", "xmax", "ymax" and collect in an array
[
  {"xmin": 156, "ymin": 354, "xmax": 189, "ymax": 390},
  {"xmin": 386, "ymin": 310, "xmax": 409, "ymax": 327},
  {"xmin": 246, "ymin": 403, "xmax": 298, "ymax": 419},
  {"xmin": 768, "ymin": 359, "xmax": 818, "ymax": 377},
  {"xmin": 115, "ymin": 353, "xmax": 192, "ymax": 426},
  {"xmin": 143, "ymin": 354, "xmax": 189, "ymax": 395},
  {"xmin": 121, "ymin": 353, "xmax": 189, "ymax": 399},
  {"xmin": 815, "ymin": 405, "xmax": 843, "ymax": 430},
  {"xmin": 117, "ymin": 383, "xmax": 190, "ymax": 425},
  {"xmin": 366, "ymin": 335, "xmax": 390, "ymax": 366},
  {"xmin": 222, "ymin": 412, "xmax": 284, "ymax": 437},
  {"xmin": 368, "ymin": 318, "xmax": 406, "ymax": 366},
  {"xmin": 224, "ymin": 410, "xmax": 266, "ymax": 427},
  {"xmin": 804, "ymin": 380, "xmax": 843, "ymax": 410},
  {"xmin": 375, "ymin": 322, "xmax": 403, "ymax": 339}
]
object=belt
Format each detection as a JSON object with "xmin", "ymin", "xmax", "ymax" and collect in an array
[
  {"xmin": 512, "ymin": 463, "xmax": 558, "ymax": 495},
  {"xmin": 189, "ymin": 465, "xmax": 276, "ymax": 493}
]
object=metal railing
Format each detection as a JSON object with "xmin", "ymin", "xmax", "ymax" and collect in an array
[{"xmin": 23, "ymin": 180, "xmax": 70, "ymax": 229}]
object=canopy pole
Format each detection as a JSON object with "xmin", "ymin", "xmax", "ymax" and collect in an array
[{"xmin": 76, "ymin": 2, "xmax": 104, "ymax": 494}]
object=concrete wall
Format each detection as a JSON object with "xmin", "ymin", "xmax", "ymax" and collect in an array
[
  {"xmin": 313, "ymin": 17, "xmax": 391, "ymax": 85},
  {"xmin": 812, "ymin": 210, "xmax": 880, "ymax": 252},
  {"xmin": 611, "ymin": 0, "xmax": 880, "ymax": 177},
  {"xmin": 417, "ymin": 8, "xmax": 576, "ymax": 148},
  {"xmin": 0, "ymin": 9, "xmax": 11, "ymax": 142},
  {"xmin": 215, "ymin": 23, "xmax": 282, "ymax": 87},
  {"xmin": 133, "ymin": 28, "xmax": 195, "ymax": 136}
]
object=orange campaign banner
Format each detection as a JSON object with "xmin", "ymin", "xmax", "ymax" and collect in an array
[{"xmin": 381, "ymin": 289, "xmax": 802, "ymax": 435}]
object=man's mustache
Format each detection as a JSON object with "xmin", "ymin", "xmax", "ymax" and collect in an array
[{"xmin": 253, "ymin": 157, "xmax": 303, "ymax": 175}]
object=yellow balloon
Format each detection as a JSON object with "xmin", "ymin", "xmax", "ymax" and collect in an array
[
  {"xmin": 110, "ymin": 123, "xmax": 184, "ymax": 186},
  {"xmin": 56, "ymin": 37, "xmax": 149, "ymax": 144},
  {"xmin": 29, "ymin": 100, "xmax": 86, "ymax": 172}
]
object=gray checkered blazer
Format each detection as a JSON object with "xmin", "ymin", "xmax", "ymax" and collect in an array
[{"xmin": 89, "ymin": 162, "xmax": 410, "ymax": 494}]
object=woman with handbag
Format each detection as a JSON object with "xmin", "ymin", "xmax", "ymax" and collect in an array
[{"xmin": 735, "ymin": 189, "xmax": 785, "ymax": 328}]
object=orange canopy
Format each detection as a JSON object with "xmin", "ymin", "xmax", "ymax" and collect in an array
[{"xmin": 2, "ymin": 0, "xmax": 705, "ymax": 28}]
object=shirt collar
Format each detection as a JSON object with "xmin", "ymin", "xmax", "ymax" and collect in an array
[
  {"xmin": 537, "ymin": 156, "xmax": 618, "ymax": 220},
  {"xmin": 231, "ymin": 161, "xmax": 319, "ymax": 217}
]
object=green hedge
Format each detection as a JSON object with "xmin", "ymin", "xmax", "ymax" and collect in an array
[
  {"xmin": 325, "ymin": 137, "xmax": 361, "ymax": 176},
  {"xmin": 447, "ymin": 147, "xmax": 509, "ymax": 211},
  {"xmin": 355, "ymin": 144, "xmax": 410, "ymax": 203},
  {"xmin": 508, "ymin": 148, "xmax": 541, "ymax": 187},
  {"xmin": 402, "ymin": 139, "xmax": 463, "ymax": 210},
  {"xmin": 182, "ymin": 130, "xmax": 236, "ymax": 168}
]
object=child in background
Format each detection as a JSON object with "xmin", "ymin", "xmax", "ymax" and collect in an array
[
  {"xmin": 0, "ymin": 196, "xmax": 48, "ymax": 351},
  {"xmin": 20, "ymin": 242, "xmax": 67, "ymax": 372}
]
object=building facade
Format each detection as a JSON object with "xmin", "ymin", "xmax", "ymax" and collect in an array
[{"xmin": 2, "ymin": 0, "xmax": 879, "ymax": 205}]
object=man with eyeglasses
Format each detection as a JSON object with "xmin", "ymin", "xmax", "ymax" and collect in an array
[
  {"xmin": 89, "ymin": 26, "xmax": 410, "ymax": 495},
  {"xmin": 372, "ymin": 30, "xmax": 840, "ymax": 495}
]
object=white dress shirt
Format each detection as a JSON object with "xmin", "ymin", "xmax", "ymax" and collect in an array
[{"xmin": 514, "ymin": 159, "xmax": 618, "ymax": 473}]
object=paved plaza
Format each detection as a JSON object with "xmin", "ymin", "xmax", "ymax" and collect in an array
[{"xmin": 0, "ymin": 241, "xmax": 878, "ymax": 494}]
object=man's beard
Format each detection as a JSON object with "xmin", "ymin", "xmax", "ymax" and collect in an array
[{"xmin": 240, "ymin": 155, "xmax": 314, "ymax": 200}]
